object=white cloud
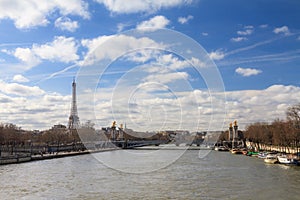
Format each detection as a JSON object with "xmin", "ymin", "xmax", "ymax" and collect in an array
[
  {"xmin": 81, "ymin": 34, "xmax": 165, "ymax": 65},
  {"xmin": 55, "ymin": 16, "xmax": 79, "ymax": 32},
  {"xmin": 81, "ymin": 35, "xmax": 113, "ymax": 54},
  {"xmin": 1, "ymin": 49, "xmax": 10, "ymax": 54},
  {"xmin": 12, "ymin": 74, "xmax": 29, "ymax": 83},
  {"xmin": 297, "ymin": 36, "xmax": 300, "ymax": 41},
  {"xmin": 209, "ymin": 50, "xmax": 225, "ymax": 60},
  {"xmin": 202, "ymin": 32, "xmax": 208, "ymax": 36},
  {"xmin": 225, "ymin": 85, "xmax": 300, "ymax": 128},
  {"xmin": 53, "ymin": 0, "xmax": 90, "ymax": 17},
  {"xmin": 93, "ymin": 83, "xmax": 205, "ymax": 131},
  {"xmin": 1, "ymin": 81, "xmax": 299, "ymax": 131},
  {"xmin": 0, "ymin": 90, "xmax": 71, "ymax": 130},
  {"xmin": 237, "ymin": 29, "xmax": 253, "ymax": 36},
  {"xmin": 93, "ymin": 81, "xmax": 300, "ymax": 131},
  {"xmin": 156, "ymin": 54, "xmax": 187, "ymax": 70},
  {"xmin": 33, "ymin": 36, "xmax": 79, "ymax": 63},
  {"xmin": 14, "ymin": 47, "xmax": 41, "ymax": 67},
  {"xmin": 235, "ymin": 67, "xmax": 262, "ymax": 77},
  {"xmin": 189, "ymin": 57, "xmax": 206, "ymax": 68},
  {"xmin": 116, "ymin": 23, "xmax": 132, "ymax": 32},
  {"xmin": 0, "ymin": 80, "xmax": 44, "ymax": 96},
  {"xmin": 178, "ymin": 15, "xmax": 193, "ymax": 24},
  {"xmin": 139, "ymin": 53, "xmax": 205, "ymax": 71},
  {"xmin": 0, "ymin": 0, "xmax": 89, "ymax": 29},
  {"xmin": 13, "ymin": 36, "xmax": 79, "ymax": 68},
  {"xmin": 273, "ymin": 26, "xmax": 290, "ymax": 36},
  {"xmin": 95, "ymin": 0, "xmax": 193, "ymax": 14},
  {"xmin": 231, "ymin": 37, "xmax": 247, "ymax": 42},
  {"xmin": 136, "ymin": 15, "xmax": 170, "ymax": 31},
  {"xmin": 126, "ymin": 49, "xmax": 161, "ymax": 63},
  {"xmin": 144, "ymin": 71, "xmax": 189, "ymax": 84}
]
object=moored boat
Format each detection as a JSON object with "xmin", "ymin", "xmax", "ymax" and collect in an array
[
  {"xmin": 241, "ymin": 149, "xmax": 248, "ymax": 155},
  {"xmin": 219, "ymin": 146, "xmax": 229, "ymax": 151},
  {"xmin": 230, "ymin": 148, "xmax": 243, "ymax": 154},
  {"xmin": 246, "ymin": 151, "xmax": 259, "ymax": 157},
  {"xmin": 264, "ymin": 154, "xmax": 278, "ymax": 164},
  {"xmin": 277, "ymin": 155, "xmax": 299, "ymax": 165},
  {"xmin": 215, "ymin": 146, "xmax": 229, "ymax": 151},
  {"xmin": 258, "ymin": 152, "xmax": 268, "ymax": 159}
]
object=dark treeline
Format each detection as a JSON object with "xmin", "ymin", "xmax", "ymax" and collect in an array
[
  {"xmin": 0, "ymin": 122, "xmax": 103, "ymax": 156},
  {"xmin": 0, "ymin": 124, "xmax": 83, "ymax": 146},
  {"xmin": 0, "ymin": 121, "xmax": 166, "ymax": 148},
  {"xmin": 243, "ymin": 103, "xmax": 300, "ymax": 152}
]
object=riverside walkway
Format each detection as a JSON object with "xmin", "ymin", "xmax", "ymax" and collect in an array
[
  {"xmin": 0, "ymin": 148, "xmax": 118, "ymax": 165},
  {"xmin": 0, "ymin": 139, "xmax": 168, "ymax": 165}
]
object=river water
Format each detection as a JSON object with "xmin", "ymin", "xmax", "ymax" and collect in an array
[{"xmin": 0, "ymin": 150, "xmax": 300, "ymax": 200}]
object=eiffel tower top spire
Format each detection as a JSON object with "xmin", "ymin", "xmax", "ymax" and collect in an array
[{"xmin": 68, "ymin": 78, "xmax": 80, "ymax": 129}]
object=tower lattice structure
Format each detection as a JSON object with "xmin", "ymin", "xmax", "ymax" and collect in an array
[{"xmin": 68, "ymin": 79, "xmax": 80, "ymax": 129}]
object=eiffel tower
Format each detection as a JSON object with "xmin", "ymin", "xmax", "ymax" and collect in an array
[{"xmin": 68, "ymin": 79, "xmax": 80, "ymax": 129}]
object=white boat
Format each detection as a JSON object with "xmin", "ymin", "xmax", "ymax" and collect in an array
[
  {"xmin": 264, "ymin": 154, "xmax": 278, "ymax": 164},
  {"xmin": 258, "ymin": 152, "xmax": 268, "ymax": 159},
  {"xmin": 214, "ymin": 146, "xmax": 229, "ymax": 151},
  {"xmin": 277, "ymin": 155, "xmax": 299, "ymax": 165}
]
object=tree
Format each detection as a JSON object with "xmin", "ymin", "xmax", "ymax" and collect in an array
[
  {"xmin": 286, "ymin": 103, "xmax": 300, "ymax": 153},
  {"xmin": 244, "ymin": 122, "xmax": 269, "ymax": 150},
  {"xmin": 82, "ymin": 120, "xmax": 95, "ymax": 130},
  {"xmin": 286, "ymin": 103, "xmax": 300, "ymax": 127}
]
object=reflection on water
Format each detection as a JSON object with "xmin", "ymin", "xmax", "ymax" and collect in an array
[
  {"xmin": 92, "ymin": 148, "xmax": 189, "ymax": 173},
  {"xmin": 0, "ymin": 150, "xmax": 300, "ymax": 199},
  {"xmin": 277, "ymin": 164, "xmax": 291, "ymax": 170}
]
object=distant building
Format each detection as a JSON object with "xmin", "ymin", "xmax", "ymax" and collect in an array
[{"xmin": 52, "ymin": 124, "xmax": 67, "ymax": 130}]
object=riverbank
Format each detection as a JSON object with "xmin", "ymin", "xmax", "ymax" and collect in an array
[
  {"xmin": 0, "ymin": 148, "xmax": 118, "ymax": 165},
  {"xmin": 215, "ymin": 147, "xmax": 300, "ymax": 166}
]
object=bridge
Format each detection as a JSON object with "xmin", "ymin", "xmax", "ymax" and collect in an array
[
  {"xmin": 85, "ymin": 139, "xmax": 168, "ymax": 150},
  {"xmin": 87, "ymin": 138, "xmax": 203, "ymax": 150},
  {"xmin": 112, "ymin": 140, "xmax": 168, "ymax": 149},
  {"xmin": 114, "ymin": 140, "xmax": 206, "ymax": 149}
]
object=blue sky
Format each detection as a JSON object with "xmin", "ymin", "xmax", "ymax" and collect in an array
[{"xmin": 0, "ymin": 0, "xmax": 300, "ymax": 131}]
